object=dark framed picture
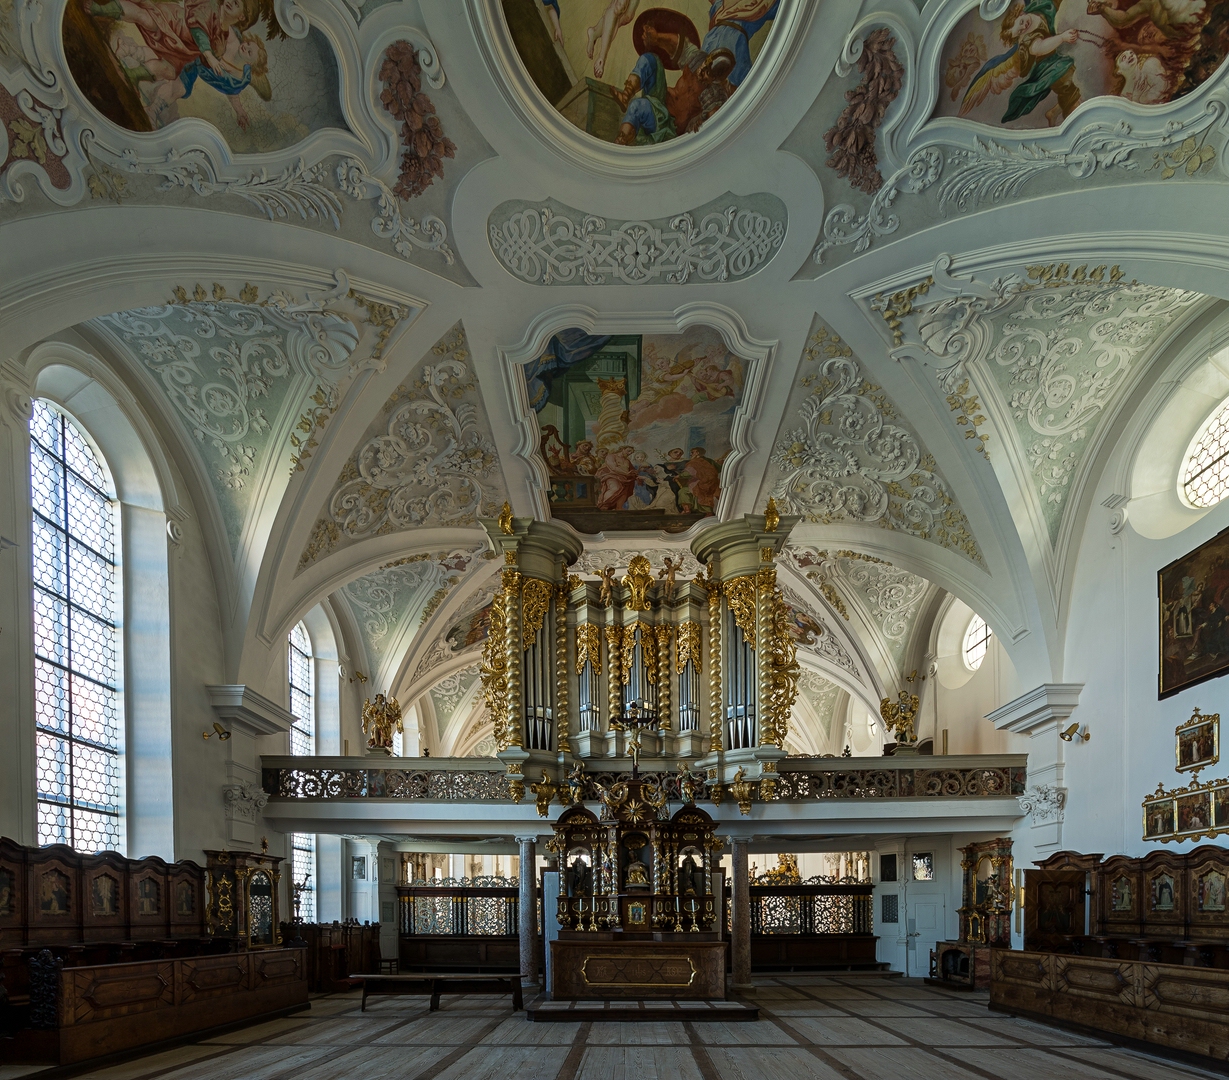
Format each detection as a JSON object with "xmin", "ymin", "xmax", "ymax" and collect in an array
[
  {"xmin": 1159, "ymin": 525, "xmax": 1229, "ymax": 698},
  {"xmin": 1178, "ymin": 791, "xmax": 1213, "ymax": 836},
  {"xmin": 1215, "ymin": 784, "xmax": 1229, "ymax": 830},
  {"xmin": 1177, "ymin": 709, "xmax": 1220, "ymax": 772},
  {"xmin": 1143, "ymin": 795, "xmax": 1176, "ymax": 840},
  {"xmin": 351, "ymin": 856, "xmax": 367, "ymax": 880}
]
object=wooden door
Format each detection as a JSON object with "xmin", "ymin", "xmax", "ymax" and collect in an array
[{"xmin": 1024, "ymin": 870, "xmax": 1085, "ymax": 951}]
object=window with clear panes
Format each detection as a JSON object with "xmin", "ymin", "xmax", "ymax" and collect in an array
[
  {"xmin": 30, "ymin": 400, "xmax": 123, "ymax": 852},
  {"xmin": 292, "ymin": 832, "xmax": 315, "ymax": 920},
  {"xmin": 288, "ymin": 624, "xmax": 315, "ymax": 917}
]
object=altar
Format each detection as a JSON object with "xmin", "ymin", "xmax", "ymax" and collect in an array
[{"xmin": 547, "ymin": 775, "xmax": 727, "ymax": 1000}]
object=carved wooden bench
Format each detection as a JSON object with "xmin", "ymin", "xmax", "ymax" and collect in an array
[{"xmin": 352, "ymin": 972, "xmax": 524, "ymax": 1012}]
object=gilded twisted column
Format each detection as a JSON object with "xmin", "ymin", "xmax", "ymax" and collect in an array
[
  {"xmin": 605, "ymin": 625, "xmax": 623, "ymax": 730},
  {"xmin": 555, "ymin": 583, "xmax": 570, "ymax": 753},
  {"xmin": 756, "ymin": 552, "xmax": 776, "ymax": 747},
  {"xmin": 706, "ymin": 580, "xmax": 723, "ymax": 752},
  {"xmin": 656, "ymin": 623, "xmax": 673, "ymax": 731},
  {"xmin": 503, "ymin": 562, "xmax": 524, "ymax": 749}
]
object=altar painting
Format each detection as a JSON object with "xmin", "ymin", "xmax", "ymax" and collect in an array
[
  {"xmin": 63, "ymin": 0, "xmax": 346, "ymax": 153},
  {"xmin": 525, "ymin": 325, "xmax": 745, "ymax": 534},
  {"xmin": 935, "ymin": 0, "xmax": 1229, "ymax": 130},
  {"xmin": 1159, "ymin": 525, "xmax": 1229, "ymax": 697},
  {"xmin": 502, "ymin": 0, "xmax": 779, "ymax": 144}
]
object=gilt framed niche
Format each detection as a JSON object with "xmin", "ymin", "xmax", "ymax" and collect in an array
[{"xmin": 1159, "ymin": 526, "xmax": 1229, "ymax": 698}]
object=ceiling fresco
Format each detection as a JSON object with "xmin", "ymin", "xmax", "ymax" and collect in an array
[
  {"xmin": 527, "ymin": 324, "xmax": 747, "ymax": 534},
  {"xmin": 503, "ymin": 0, "xmax": 779, "ymax": 145}
]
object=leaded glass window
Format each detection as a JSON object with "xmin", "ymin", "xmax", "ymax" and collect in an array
[
  {"xmin": 1183, "ymin": 396, "xmax": 1229, "ymax": 508},
  {"xmin": 30, "ymin": 399, "xmax": 122, "ymax": 852},
  {"xmin": 963, "ymin": 614, "xmax": 992, "ymax": 672},
  {"xmin": 288, "ymin": 623, "xmax": 313, "ymax": 755},
  {"xmin": 292, "ymin": 832, "xmax": 316, "ymax": 921}
]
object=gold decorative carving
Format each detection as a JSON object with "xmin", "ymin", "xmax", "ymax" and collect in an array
[
  {"xmin": 598, "ymin": 566, "xmax": 617, "ymax": 608},
  {"xmin": 576, "ymin": 623, "xmax": 601, "ymax": 674},
  {"xmin": 764, "ymin": 497, "xmax": 779, "ymax": 532},
  {"xmin": 874, "ymin": 276, "xmax": 934, "ymax": 347},
  {"xmin": 621, "ymin": 624, "xmax": 638, "ymax": 686},
  {"xmin": 498, "ymin": 502, "xmax": 514, "ymax": 534},
  {"xmin": 676, "ymin": 621, "xmax": 701, "ymax": 673},
  {"xmin": 531, "ymin": 772, "xmax": 558, "ymax": 817},
  {"xmin": 505, "ymin": 550, "xmax": 517, "ymax": 565},
  {"xmin": 503, "ymin": 568, "xmax": 523, "ymax": 749},
  {"xmin": 710, "ymin": 782, "xmax": 724, "ymax": 807},
  {"xmin": 880, "ymin": 689, "xmax": 920, "ymax": 746},
  {"xmin": 522, "ymin": 578, "xmax": 553, "ymax": 650},
  {"xmin": 707, "ymin": 577, "xmax": 723, "ymax": 752},
  {"xmin": 658, "ymin": 556, "xmax": 682, "ymax": 601},
  {"xmin": 729, "ymin": 767, "xmax": 754, "ymax": 816},
  {"xmin": 361, "ymin": 694, "xmax": 403, "ymax": 752},
  {"xmin": 508, "ymin": 779, "xmax": 525, "ymax": 804},
  {"xmin": 945, "ymin": 379, "xmax": 990, "ymax": 459},
  {"xmin": 605, "ymin": 625, "xmax": 624, "ymax": 728},
  {"xmin": 656, "ymin": 623, "xmax": 673, "ymax": 732},
  {"xmin": 622, "ymin": 555, "xmax": 653, "ymax": 611},
  {"xmin": 763, "ymin": 589, "xmax": 799, "ymax": 750},
  {"xmin": 678, "ymin": 762, "xmax": 706, "ymax": 803},
  {"xmin": 724, "ymin": 576, "xmax": 757, "ymax": 649},
  {"xmin": 479, "ymin": 592, "xmax": 509, "ymax": 748}
]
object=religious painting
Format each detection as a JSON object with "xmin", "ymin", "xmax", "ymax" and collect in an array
[
  {"xmin": 1159, "ymin": 526, "xmax": 1229, "ymax": 698},
  {"xmin": 446, "ymin": 603, "xmax": 493, "ymax": 652},
  {"xmin": 62, "ymin": 0, "xmax": 347, "ymax": 153},
  {"xmin": 627, "ymin": 900, "xmax": 647, "ymax": 926},
  {"xmin": 934, "ymin": 0, "xmax": 1229, "ymax": 130},
  {"xmin": 1199, "ymin": 869, "xmax": 1228, "ymax": 912},
  {"xmin": 1110, "ymin": 874, "xmax": 1134, "ymax": 914},
  {"xmin": 1144, "ymin": 794, "xmax": 1175, "ymax": 839},
  {"xmin": 525, "ymin": 326, "xmax": 746, "ymax": 534},
  {"xmin": 502, "ymin": 1, "xmax": 779, "ymax": 144},
  {"xmin": 91, "ymin": 874, "xmax": 119, "ymax": 917},
  {"xmin": 912, "ymin": 853, "xmax": 934, "ymax": 881},
  {"xmin": 1150, "ymin": 871, "xmax": 1178, "ymax": 912},
  {"xmin": 1178, "ymin": 790, "xmax": 1213, "ymax": 834},
  {"xmin": 176, "ymin": 881, "xmax": 197, "ymax": 917},
  {"xmin": 39, "ymin": 869, "xmax": 71, "ymax": 916},
  {"xmin": 1216, "ymin": 785, "xmax": 1229, "ymax": 829},
  {"xmin": 0, "ymin": 867, "xmax": 14, "ymax": 916},
  {"xmin": 1176, "ymin": 707, "xmax": 1219, "ymax": 771},
  {"xmin": 352, "ymin": 855, "xmax": 367, "ymax": 880},
  {"xmin": 137, "ymin": 877, "xmax": 161, "ymax": 916}
]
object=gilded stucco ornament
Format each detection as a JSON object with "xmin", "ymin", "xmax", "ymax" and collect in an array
[
  {"xmin": 479, "ymin": 592, "xmax": 510, "ymax": 748},
  {"xmin": 724, "ymin": 576, "xmax": 758, "ymax": 648},
  {"xmin": 676, "ymin": 622, "xmax": 701, "ymax": 673},
  {"xmin": 880, "ymin": 689, "xmax": 920, "ymax": 746},
  {"xmin": 576, "ymin": 623, "xmax": 601, "ymax": 674},
  {"xmin": 521, "ymin": 578, "xmax": 553, "ymax": 649},
  {"xmin": 621, "ymin": 555, "xmax": 654, "ymax": 611}
]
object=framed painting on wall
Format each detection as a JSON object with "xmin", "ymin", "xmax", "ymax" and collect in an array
[
  {"xmin": 1177, "ymin": 708, "xmax": 1220, "ymax": 772},
  {"xmin": 1143, "ymin": 791, "xmax": 1176, "ymax": 840},
  {"xmin": 1159, "ymin": 525, "xmax": 1229, "ymax": 698}
]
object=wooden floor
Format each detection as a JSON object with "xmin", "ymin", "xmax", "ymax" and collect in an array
[{"xmin": 3, "ymin": 973, "xmax": 1225, "ymax": 1080}]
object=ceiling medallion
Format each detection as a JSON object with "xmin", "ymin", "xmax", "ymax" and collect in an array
[{"xmin": 470, "ymin": 0, "xmax": 818, "ymax": 177}]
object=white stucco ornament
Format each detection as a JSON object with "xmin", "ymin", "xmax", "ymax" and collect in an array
[{"xmin": 1018, "ymin": 784, "xmax": 1067, "ymax": 824}]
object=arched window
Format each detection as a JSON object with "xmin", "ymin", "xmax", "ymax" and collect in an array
[
  {"xmin": 30, "ymin": 400, "xmax": 122, "ymax": 852},
  {"xmin": 1181, "ymin": 396, "xmax": 1229, "ymax": 508},
  {"xmin": 288, "ymin": 622, "xmax": 315, "ymax": 917},
  {"xmin": 288, "ymin": 623, "xmax": 314, "ymax": 755},
  {"xmin": 963, "ymin": 614, "xmax": 992, "ymax": 672}
]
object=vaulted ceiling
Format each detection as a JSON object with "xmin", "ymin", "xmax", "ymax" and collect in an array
[{"xmin": 5, "ymin": 0, "xmax": 1229, "ymax": 745}]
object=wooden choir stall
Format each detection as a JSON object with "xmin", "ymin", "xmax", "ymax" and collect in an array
[{"xmin": 547, "ymin": 774, "xmax": 726, "ymax": 1000}]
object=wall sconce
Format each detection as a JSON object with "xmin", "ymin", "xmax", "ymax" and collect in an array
[
  {"xmin": 1059, "ymin": 723, "xmax": 1089, "ymax": 743},
  {"xmin": 203, "ymin": 722, "xmax": 231, "ymax": 741},
  {"xmin": 350, "ymin": 670, "xmax": 368, "ymax": 685}
]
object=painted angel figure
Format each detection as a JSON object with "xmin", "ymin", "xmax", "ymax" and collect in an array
[
  {"xmin": 586, "ymin": 0, "xmax": 641, "ymax": 79},
  {"xmin": 959, "ymin": 0, "xmax": 1083, "ymax": 126}
]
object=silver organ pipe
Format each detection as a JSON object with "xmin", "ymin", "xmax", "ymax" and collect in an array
[{"xmin": 679, "ymin": 659, "xmax": 699, "ymax": 732}]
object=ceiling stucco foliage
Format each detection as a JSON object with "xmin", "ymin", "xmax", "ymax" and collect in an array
[
  {"xmin": 796, "ymin": 667, "xmax": 844, "ymax": 743},
  {"xmin": 0, "ymin": 5, "xmax": 485, "ymax": 279},
  {"xmin": 778, "ymin": 581, "xmax": 861, "ymax": 679},
  {"xmin": 882, "ymin": 258, "xmax": 1205, "ymax": 543},
  {"xmin": 97, "ymin": 283, "xmax": 374, "ymax": 552},
  {"xmin": 487, "ymin": 193, "xmax": 786, "ymax": 286},
  {"xmin": 573, "ymin": 548, "xmax": 703, "ymax": 578},
  {"xmin": 341, "ymin": 545, "xmax": 485, "ymax": 664},
  {"xmin": 300, "ymin": 322, "xmax": 509, "ymax": 569},
  {"xmin": 429, "ymin": 663, "xmax": 479, "ymax": 726},
  {"xmin": 792, "ymin": 2, "xmax": 1229, "ymax": 272},
  {"xmin": 762, "ymin": 318, "xmax": 984, "ymax": 566}
]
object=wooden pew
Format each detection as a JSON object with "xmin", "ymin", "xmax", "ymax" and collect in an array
[{"xmin": 353, "ymin": 971, "xmax": 524, "ymax": 1012}]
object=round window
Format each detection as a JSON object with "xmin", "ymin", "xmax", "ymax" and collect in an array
[
  {"xmin": 1181, "ymin": 395, "xmax": 1229, "ymax": 509},
  {"xmin": 963, "ymin": 614, "xmax": 992, "ymax": 672}
]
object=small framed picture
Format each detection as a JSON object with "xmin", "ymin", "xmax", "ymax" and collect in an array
[
  {"xmin": 1178, "ymin": 790, "xmax": 1213, "ymax": 836},
  {"xmin": 1176, "ymin": 708, "xmax": 1219, "ymax": 773},
  {"xmin": 911, "ymin": 853, "xmax": 934, "ymax": 882},
  {"xmin": 351, "ymin": 856, "xmax": 367, "ymax": 880},
  {"xmin": 1214, "ymin": 784, "xmax": 1229, "ymax": 830},
  {"xmin": 1143, "ymin": 794, "xmax": 1175, "ymax": 840}
]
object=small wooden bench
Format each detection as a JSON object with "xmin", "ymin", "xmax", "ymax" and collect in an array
[{"xmin": 351, "ymin": 972, "xmax": 524, "ymax": 1012}]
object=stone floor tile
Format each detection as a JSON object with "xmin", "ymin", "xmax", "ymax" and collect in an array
[
  {"xmin": 705, "ymin": 1047, "xmax": 847, "ymax": 1080},
  {"xmin": 576, "ymin": 1047, "xmax": 702, "ymax": 1080},
  {"xmin": 827, "ymin": 1046, "xmax": 989, "ymax": 1080},
  {"xmin": 782, "ymin": 1016, "xmax": 907, "ymax": 1045},
  {"xmin": 586, "ymin": 1021, "xmax": 691, "ymax": 1045}
]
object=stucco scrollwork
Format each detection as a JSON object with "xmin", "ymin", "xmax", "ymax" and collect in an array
[
  {"xmin": 766, "ymin": 323, "xmax": 984, "ymax": 566},
  {"xmin": 300, "ymin": 323, "xmax": 507, "ymax": 567},
  {"xmin": 222, "ymin": 781, "xmax": 269, "ymax": 822},
  {"xmin": 779, "ymin": 583, "xmax": 861, "ymax": 678},
  {"xmin": 488, "ymin": 195, "xmax": 786, "ymax": 286},
  {"xmin": 430, "ymin": 665, "xmax": 480, "ymax": 720},
  {"xmin": 1019, "ymin": 783, "xmax": 1066, "ymax": 824}
]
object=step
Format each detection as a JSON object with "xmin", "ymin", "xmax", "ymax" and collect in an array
[{"xmin": 527, "ymin": 998, "xmax": 760, "ymax": 1022}]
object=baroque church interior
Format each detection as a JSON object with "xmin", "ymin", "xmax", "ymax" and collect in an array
[{"xmin": 6, "ymin": 0, "xmax": 1229, "ymax": 1077}]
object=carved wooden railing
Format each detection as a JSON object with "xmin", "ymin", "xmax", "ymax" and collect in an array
[
  {"xmin": 262, "ymin": 754, "xmax": 1026, "ymax": 802},
  {"xmin": 397, "ymin": 879, "xmax": 520, "ymax": 937}
]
